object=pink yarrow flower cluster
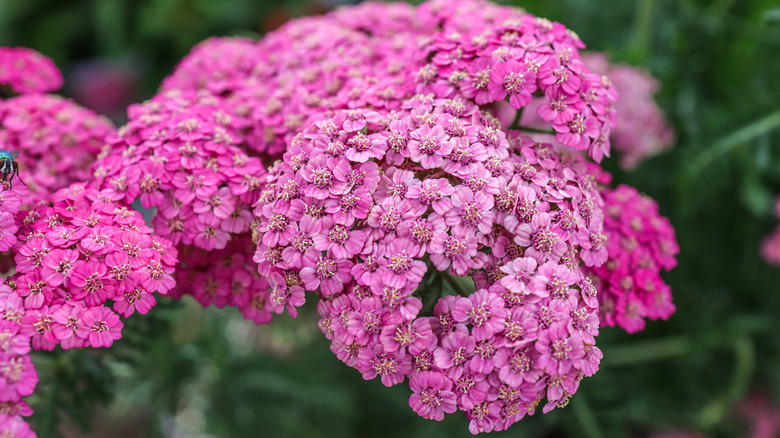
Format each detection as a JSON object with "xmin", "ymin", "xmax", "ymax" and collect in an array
[
  {"xmin": 0, "ymin": 49, "xmax": 175, "ymax": 437},
  {"xmin": 91, "ymin": 91, "xmax": 265, "ymax": 252},
  {"xmin": 587, "ymin": 184, "xmax": 679, "ymax": 333},
  {"xmin": 412, "ymin": 0, "xmax": 617, "ymax": 162},
  {"xmin": 0, "ymin": 180, "xmax": 177, "ymax": 437},
  {"xmin": 0, "ymin": 94, "xmax": 115, "ymax": 204},
  {"xmin": 582, "ymin": 53, "xmax": 674, "ymax": 169},
  {"xmin": 0, "ymin": 47, "xmax": 63, "ymax": 95},
  {"xmin": 9, "ymin": 183, "xmax": 177, "ymax": 351},
  {"xmin": 88, "ymin": 91, "xmax": 271, "ymax": 321},
  {"xmin": 162, "ymin": 10, "xmax": 422, "ymax": 156},
  {"xmin": 161, "ymin": 37, "xmax": 264, "ymax": 100},
  {"xmin": 172, "ymin": 234, "xmax": 273, "ymax": 324},
  {"xmin": 253, "ymin": 96, "xmax": 607, "ymax": 432}
]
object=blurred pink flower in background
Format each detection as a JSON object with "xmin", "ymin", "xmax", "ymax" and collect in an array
[
  {"xmin": 761, "ymin": 198, "xmax": 780, "ymax": 266},
  {"xmin": 68, "ymin": 58, "xmax": 142, "ymax": 120},
  {"xmin": 0, "ymin": 47, "xmax": 62, "ymax": 95},
  {"xmin": 736, "ymin": 392, "xmax": 780, "ymax": 438}
]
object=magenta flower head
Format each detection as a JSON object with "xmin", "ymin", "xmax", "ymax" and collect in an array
[
  {"xmin": 253, "ymin": 91, "xmax": 607, "ymax": 431},
  {"xmin": 587, "ymin": 184, "xmax": 679, "ymax": 334},
  {"xmin": 75, "ymin": 306, "xmax": 123, "ymax": 348},
  {"xmin": 244, "ymin": 0, "xmax": 630, "ymax": 430},
  {"xmin": 0, "ymin": 94, "xmax": 115, "ymax": 204},
  {"xmin": 157, "ymin": 0, "xmax": 454, "ymax": 160},
  {"xmin": 0, "ymin": 47, "xmax": 63, "ymax": 94},
  {"xmin": 162, "ymin": 37, "xmax": 260, "ymax": 98},
  {"xmin": 172, "ymin": 233, "xmax": 273, "ymax": 324},
  {"xmin": 413, "ymin": 0, "xmax": 617, "ymax": 162},
  {"xmin": 9, "ymin": 183, "xmax": 178, "ymax": 349},
  {"xmin": 91, "ymin": 91, "xmax": 265, "ymax": 256}
]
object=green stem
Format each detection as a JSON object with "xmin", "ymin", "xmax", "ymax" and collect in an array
[
  {"xmin": 601, "ymin": 335, "xmax": 691, "ymax": 367},
  {"xmin": 514, "ymin": 125, "xmax": 556, "ymax": 135},
  {"xmin": 508, "ymin": 107, "xmax": 525, "ymax": 130},
  {"xmin": 572, "ymin": 393, "xmax": 604, "ymax": 438},
  {"xmin": 418, "ymin": 273, "xmax": 443, "ymax": 316},
  {"xmin": 631, "ymin": 0, "xmax": 655, "ymax": 60},
  {"xmin": 442, "ymin": 274, "xmax": 466, "ymax": 296},
  {"xmin": 442, "ymin": 274, "xmax": 475, "ymax": 296},
  {"xmin": 39, "ymin": 383, "xmax": 59, "ymax": 437},
  {"xmin": 684, "ymin": 109, "xmax": 780, "ymax": 183},
  {"xmin": 602, "ymin": 315, "xmax": 770, "ymax": 367},
  {"xmin": 725, "ymin": 337, "xmax": 755, "ymax": 401},
  {"xmin": 696, "ymin": 337, "xmax": 755, "ymax": 429}
]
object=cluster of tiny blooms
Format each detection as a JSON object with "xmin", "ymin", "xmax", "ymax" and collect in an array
[
  {"xmin": 760, "ymin": 198, "xmax": 780, "ymax": 266},
  {"xmin": 162, "ymin": 0, "xmax": 617, "ymax": 162},
  {"xmin": 0, "ymin": 94, "xmax": 115, "ymax": 204},
  {"xmin": 89, "ymin": 91, "xmax": 269, "ymax": 316},
  {"xmin": 90, "ymin": 91, "xmax": 265, "ymax": 252},
  {"xmin": 581, "ymin": 53, "xmax": 674, "ymax": 170},
  {"xmin": 587, "ymin": 184, "xmax": 678, "ymax": 334},
  {"xmin": 9, "ymin": 183, "xmax": 177, "ymax": 351},
  {"xmin": 0, "ymin": 47, "xmax": 62, "ymax": 95},
  {"xmin": 253, "ymin": 97, "xmax": 607, "ymax": 432},
  {"xmin": 0, "ymin": 278, "xmax": 37, "ymax": 438},
  {"xmin": 0, "ymin": 49, "xmax": 175, "ymax": 438},
  {"xmin": 161, "ymin": 11, "xmax": 422, "ymax": 156},
  {"xmin": 410, "ymin": 0, "xmax": 617, "ymax": 163},
  {"xmin": 0, "ymin": 188, "xmax": 34, "ymax": 436},
  {"xmin": 171, "ymin": 233, "xmax": 272, "ymax": 323}
]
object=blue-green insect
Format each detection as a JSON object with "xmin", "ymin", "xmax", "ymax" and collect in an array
[{"xmin": 0, "ymin": 149, "xmax": 24, "ymax": 188}]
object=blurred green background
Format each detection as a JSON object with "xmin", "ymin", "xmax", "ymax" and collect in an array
[{"xmin": 3, "ymin": 0, "xmax": 780, "ymax": 437}]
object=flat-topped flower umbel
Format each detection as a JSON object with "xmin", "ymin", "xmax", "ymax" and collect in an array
[{"xmin": 253, "ymin": 96, "xmax": 607, "ymax": 432}]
